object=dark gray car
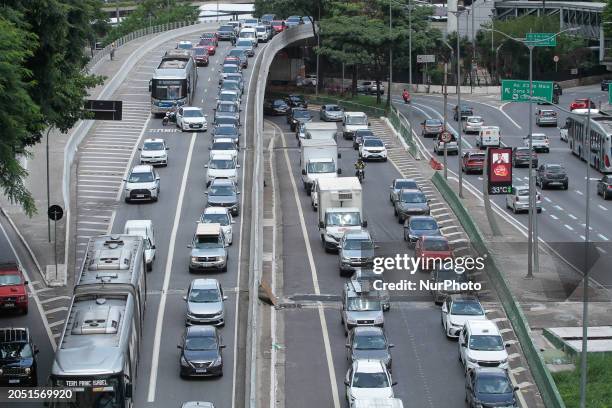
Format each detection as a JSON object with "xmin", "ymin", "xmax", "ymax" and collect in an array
[
  {"xmin": 338, "ymin": 230, "xmax": 375, "ymax": 276},
  {"xmin": 394, "ymin": 189, "xmax": 430, "ymax": 223},
  {"xmin": 206, "ymin": 179, "xmax": 240, "ymax": 215},
  {"xmin": 389, "ymin": 178, "xmax": 419, "ymax": 204},
  {"xmin": 346, "ymin": 326, "xmax": 394, "ymax": 371},
  {"xmin": 536, "ymin": 163, "xmax": 568, "ymax": 190}
]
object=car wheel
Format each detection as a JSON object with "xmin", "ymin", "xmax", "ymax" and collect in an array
[
  {"xmin": 222, "ymin": 260, "xmax": 228, "ymax": 272},
  {"xmin": 23, "ymin": 306, "xmax": 28, "ymax": 315},
  {"xmin": 512, "ymin": 204, "xmax": 518, "ymax": 214},
  {"xmin": 537, "ymin": 208, "xmax": 542, "ymax": 213},
  {"xmin": 563, "ymin": 183, "xmax": 568, "ymax": 190},
  {"xmin": 124, "ymin": 197, "xmax": 130, "ymax": 203}
]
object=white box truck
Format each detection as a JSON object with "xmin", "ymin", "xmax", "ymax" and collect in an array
[
  {"xmin": 124, "ymin": 220, "xmax": 156, "ymax": 271},
  {"xmin": 300, "ymin": 139, "xmax": 341, "ymax": 193},
  {"xmin": 317, "ymin": 177, "xmax": 366, "ymax": 251},
  {"xmin": 353, "ymin": 399, "xmax": 404, "ymax": 408},
  {"xmin": 343, "ymin": 111, "xmax": 370, "ymax": 140},
  {"xmin": 303, "ymin": 121, "xmax": 339, "ymax": 142}
]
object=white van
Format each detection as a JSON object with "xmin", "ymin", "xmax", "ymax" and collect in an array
[
  {"xmin": 458, "ymin": 320, "xmax": 509, "ymax": 371},
  {"xmin": 476, "ymin": 126, "xmax": 501, "ymax": 149},
  {"xmin": 124, "ymin": 220, "xmax": 156, "ymax": 271},
  {"xmin": 342, "ymin": 112, "xmax": 369, "ymax": 140},
  {"xmin": 239, "ymin": 27, "xmax": 258, "ymax": 47}
]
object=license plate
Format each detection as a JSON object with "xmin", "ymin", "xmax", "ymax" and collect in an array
[
  {"xmin": 195, "ymin": 369, "xmax": 207, "ymax": 373},
  {"xmin": 136, "ymin": 195, "xmax": 145, "ymax": 198},
  {"xmin": 192, "ymin": 124, "xmax": 202, "ymax": 128},
  {"xmin": 3, "ymin": 303, "xmax": 14, "ymax": 308},
  {"xmin": 9, "ymin": 379, "xmax": 19, "ymax": 384}
]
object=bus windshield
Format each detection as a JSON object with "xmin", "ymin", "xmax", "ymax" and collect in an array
[
  {"xmin": 50, "ymin": 375, "xmax": 123, "ymax": 408},
  {"xmin": 152, "ymin": 79, "xmax": 185, "ymax": 100}
]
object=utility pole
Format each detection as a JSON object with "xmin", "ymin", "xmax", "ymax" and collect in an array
[
  {"xmin": 387, "ymin": 0, "xmax": 393, "ymax": 109},
  {"xmin": 408, "ymin": 0, "xmax": 413, "ymax": 90},
  {"xmin": 452, "ymin": 5, "xmax": 468, "ymax": 198},
  {"xmin": 526, "ymin": 43, "xmax": 535, "ymax": 279},
  {"xmin": 443, "ymin": 62, "xmax": 448, "ymax": 179},
  {"xmin": 315, "ymin": 3, "xmax": 320, "ymax": 97}
]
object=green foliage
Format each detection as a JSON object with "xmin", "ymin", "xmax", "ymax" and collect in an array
[
  {"xmin": 254, "ymin": 0, "xmax": 322, "ymax": 19},
  {"xmin": 553, "ymin": 354, "xmax": 612, "ymax": 408},
  {"xmin": 105, "ymin": 0, "xmax": 200, "ymax": 45},
  {"xmin": 0, "ymin": 1, "xmax": 105, "ymax": 215}
]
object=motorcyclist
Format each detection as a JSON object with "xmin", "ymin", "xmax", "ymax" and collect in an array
[
  {"xmin": 354, "ymin": 158, "xmax": 366, "ymax": 179},
  {"xmin": 402, "ymin": 89, "xmax": 410, "ymax": 104}
]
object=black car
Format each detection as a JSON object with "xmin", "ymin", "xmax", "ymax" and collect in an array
[
  {"xmin": 285, "ymin": 94, "xmax": 308, "ymax": 108},
  {"xmin": 512, "ymin": 147, "xmax": 538, "ymax": 168},
  {"xmin": 465, "ymin": 367, "xmax": 518, "ymax": 408},
  {"xmin": 178, "ymin": 326, "xmax": 225, "ymax": 378},
  {"xmin": 601, "ymin": 79, "xmax": 612, "ymax": 91},
  {"xmin": 227, "ymin": 49, "xmax": 248, "ymax": 68},
  {"xmin": 263, "ymin": 99, "xmax": 290, "ymax": 115},
  {"xmin": 353, "ymin": 129, "xmax": 375, "ymax": 150},
  {"xmin": 597, "ymin": 175, "xmax": 612, "ymax": 199},
  {"xmin": 536, "ymin": 163, "xmax": 568, "ymax": 190},
  {"xmin": 346, "ymin": 326, "xmax": 394, "ymax": 370},
  {"xmin": 0, "ymin": 328, "xmax": 38, "ymax": 386},
  {"xmin": 206, "ymin": 178, "xmax": 240, "ymax": 215},
  {"xmin": 453, "ymin": 105, "xmax": 473, "ymax": 121},
  {"xmin": 287, "ymin": 108, "xmax": 312, "ymax": 131},
  {"xmin": 212, "ymin": 125, "xmax": 240, "ymax": 145}
]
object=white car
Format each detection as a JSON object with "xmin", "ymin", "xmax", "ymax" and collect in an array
[
  {"xmin": 463, "ymin": 116, "xmax": 484, "ymax": 133},
  {"xmin": 205, "ymin": 153, "xmax": 240, "ymax": 186},
  {"xmin": 505, "ymin": 185, "xmax": 542, "ymax": 214},
  {"xmin": 201, "ymin": 207, "xmax": 235, "ymax": 245},
  {"xmin": 176, "ymin": 107, "xmax": 207, "ymax": 132},
  {"xmin": 458, "ymin": 320, "xmax": 510, "ymax": 371},
  {"xmin": 359, "ymin": 138, "xmax": 387, "ymax": 161},
  {"xmin": 441, "ymin": 295, "xmax": 487, "ymax": 338},
  {"xmin": 345, "ymin": 360, "xmax": 395, "ymax": 406},
  {"xmin": 209, "ymin": 138, "xmax": 239, "ymax": 161},
  {"xmin": 255, "ymin": 25, "xmax": 270, "ymax": 42},
  {"xmin": 124, "ymin": 164, "xmax": 160, "ymax": 203},
  {"xmin": 139, "ymin": 138, "xmax": 169, "ymax": 166},
  {"xmin": 217, "ymin": 90, "xmax": 241, "ymax": 105},
  {"xmin": 523, "ymin": 133, "xmax": 550, "ymax": 153},
  {"xmin": 124, "ymin": 220, "xmax": 156, "ymax": 271},
  {"xmin": 176, "ymin": 40, "xmax": 193, "ymax": 50}
]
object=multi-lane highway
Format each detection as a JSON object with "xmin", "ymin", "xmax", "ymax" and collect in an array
[{"xmin": 398, "ymin": 85, "xmax": 612, "ymax": 287}]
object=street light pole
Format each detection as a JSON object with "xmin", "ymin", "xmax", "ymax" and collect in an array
[
  {"xmin": 316, "ymin": 3, "xmax": 320, "ymax": 97},
  {"xmin": 451, "ymin": 5, "xmax": 468, "ymax": 198},
  {"xmin": 408, "ymin": 0, "xmax": 413, "ymax": 90},
  {"xmin": 45, "ymin": 126, "xmax": 53, "ymax": 243},
  {"xmin": 387, "ymin": 0, "xmax": 392, "ymax": 109},
  {"xmin": 526, "ymin": 44, "xmax": 535, "ymax": 279}
]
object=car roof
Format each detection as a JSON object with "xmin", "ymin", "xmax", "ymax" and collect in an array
[
  {"xmin": 211, "ymin": 178, "xmax": 236, "ymax": 187},
  {"xmin": 196, "ymin": 222, "xmax": 222, "ymax": 235},
  {"xmin": 466, "ymin": 319, "xmax": 500, "ymax": 334},
  {"xmin": 131, "ymin": 164, "xmax": 153, "ymax": 173},
  {"xmin": 204, "ymin": 207, "xmax": 230, "ymax": 215},
  {"xmin": 183, "ymin": 106, "xmax": 203, "ymax": 111},
  {"xmin": 186, "ymin": 325, "xmax": 217, "ymax": 336},
  {"xmin": 353, "ymin": 326, "xmax": 385, "ymax": 336},
  {"xmin": 143, "ymin": 138, "xmax": 164, "ymax": 144},
  {"xmin": 399, "ymin": 188, "xmax": 423, "ymax": 194},
  {"xmin": 344, "ymin": 230, "xmax": 371, "ymax": 240},
  {"xmin": 192, "ymin": 278, "xmax": 220, "ymax": 290},
  {"xmin": 353, "ymin": 359, "xmax": 386, "ymax": 373}
]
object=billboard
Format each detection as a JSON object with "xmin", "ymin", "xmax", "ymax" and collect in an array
[{"xmin": 487, "ymin": 147, "xmax": 513, "ymax": 195}]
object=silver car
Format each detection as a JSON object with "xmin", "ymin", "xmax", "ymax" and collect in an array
[
  {"xmin": 389, "ymin": 178, "xmax": 419, "ymax": 204},
  {"xmin": 236, "ymin": 39, "xmax": 255, "ymax": 57},
  {"xmin": 124, "ymin": 164, "xmax": 160, "ymax": 202},
  {"xmin": 341, "ymin": 282, "xmax": 384, "ymax": 335},
  {"xmin": 536, "ymin": 109, "xmax": 558, "ymax": 127},
  {"xmin": 188, "ymin": 223, "xmax": 228, "ymax": 272},
  {"xmin": 338, "ymin": 230, "xmax": 375, "ymax": 276},
  {"xmin": 393, "ymin": 188, "xmax": 430, "ymax": 223},
  {"xmin": 139, "ymin": 138, "xmax": 168, "ymax": 166},
  {"xmin": 320, "ymin": 104, "xmax": 344, "ymax": 121},
  {"xmin": 184, "ymin": 278, "xmax": 228, "ymax": 326},
  {"xmin": 505, "ymin": 185, "xmax": 542, "ymax": 214}
]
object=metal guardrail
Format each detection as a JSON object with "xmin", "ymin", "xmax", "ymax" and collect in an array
[
  {"xmin": 430, "ymin": 172, "xmax": 567, "ymax": 408},
  {"xmin": 389, "ymin": 104, "xmax": 418, "ymax": 157},
  {"xmin": 85, "ymin": 20, "xmax": 198, "ymax": 72},
  {"xmin": 307, "ymin": 95, "xmax": 386, "ymax": 118}
]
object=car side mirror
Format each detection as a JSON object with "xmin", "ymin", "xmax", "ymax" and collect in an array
[
  {"xmin": 34, "ymin": 346, "xmax": 39, "ymax": 354},
  {"xmin": 338, "ymin": 153, "xmax": 341, "ymax": 158},
  {"xmin": 148, "ymin": 81, "xmax": 152, "ymax": 92},
  {"xmin": 156, "ymin": 177, "xmax": 160, "ymax": 181},
  {"xmin": 122, "ymin": 178, "xmax": 127, "ymax": 182},
  {"xmin": 237, "ymin": 164, "xmax": 241, "ymax": 168},
  {"xmin": 345, "ymin": 343, "xmax": 350, "ymax": 348},
  {"xmin": 319, "ymin": 221, "xmax": 324, "ymax": 229},
  {"xmin": 183, "ymin": 295, "xmax": 187, "ymax": 301},
  {"xmin": 204, "ymin": 192, "xmax": 209, "ymax": 195},
  {"xmin": 223, "ymin": 295, "xmax": 228, "ymax": 300},
  {"xmin": 24, "ymin": 280, "xmax": 29, "ymax": 285},
  {"xmin": 166, "ymin": 147, "xmax": 170, "ymax": 150},
  {"xmin": 177, "ymin": 345, "xmax": 183, "ymax": 349},
  {"xmin": 205, "ymin": 165, "xmax": 209, "ymax": 168},
  {"xmin": 392, "ymin": 381, "xmax": 398, "ymax": 386},
  {"xmin": 344, "ymin": 379, "xmax": 350, "ymax": 386},
  {"xmin": 187, "ymin": 244, "xmax": 193, "ymax": 248},
  {"xmin": 388, "ymin": 343, "xmax": 395, "ymax": 348},
  {"xmin": 368, "ymin": 122, "xmax": 371, "ymax": 126},
  {"xmin": 151, "ymin": 244, "xmax": 156, "ymax": 250},
  {"xmin": 301, "ymin": 169, "xmax": 306, "ymax": 175},
  {"xmin": 138, "ymin": 147, "xmax": 142, "ymax": 151},
  {"xmin": 220, "ymin": 344, "xmax": 227, "ymax": 349},
  {"xmin": 514, "ymin": 386, "xmax": 519, "ymax": 391},
  {"xmin": 337, "ymin": 169, "xmax": 342, "ymax": 174},
  {"xmin": 505, "ymin": 343, "xmax": 511, "ymax": 348},
  {"xmin": 237, "ymin": 191, "xmax": 241, "ymax": 195},
  {"xmin": 362, "ymin": 220, "xmax": 368, "ymax": 228}
]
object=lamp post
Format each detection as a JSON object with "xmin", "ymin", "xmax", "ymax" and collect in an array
[
  {"xmin": 387, "ymin": 0, "xmax": 393, "ymax": 110},
  {"xmin": 440, "ymin": 39, "xmax": 454, "ymax": 180},
  {"xmin": 481, "ymin": 25, "xmax": 580, "ymax": 279},
  {"xmin": 449, "ymin": 4, "xmax": 469, "ymax": 198}
]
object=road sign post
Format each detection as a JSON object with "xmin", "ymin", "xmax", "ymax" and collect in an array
[
  {"xmin": 416, "ymin": 54, "xmax": 435, "ymax": 63},
  {"xmin": 526, "ymin": 32, "xmax": 557, "ymax": 47},
  {"xmin": 47, "ymin": 205, "xmax": 64, "ymax": 281},
  {"xmin": 501, "ymin": 79, "xmax": 553, "ymax": 103}
]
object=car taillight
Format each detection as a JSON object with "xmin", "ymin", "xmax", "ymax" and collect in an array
[
  {"xmin": 605, "ymin": 154, "xmax": 610, "ymax": 168},
  {"xmin": 18, "ymin": 296, "xmax": 26, "ymax": 302}
]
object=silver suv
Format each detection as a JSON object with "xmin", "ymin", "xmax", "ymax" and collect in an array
[
  {"xmin": 139, "ymin": 138, "xmax": 169, "ymax": 166},
  {"xmin": 124, "ymin": 164, "xmax": 160, "ymax": 203},
  {"xmin": 184, "ymin": 278, "xmax": 228, "ymax": 326},
  {"xmin": 338, "ymin": 230, "xmax": 375, "ymax": 276},
  {"xmin": 341, "ymin": 281, "xmax": 384, "ymax": 335},
  {"xmin": 188, "ymin": 223, "xmax": 228, "ymax": 273}
]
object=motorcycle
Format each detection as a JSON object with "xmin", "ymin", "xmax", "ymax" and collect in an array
[
  {"xmin": 402, "ymin": 93, "xmax": 411, "ymax": 104},
  {"xmin": 162, "ymin": 110, "xmax": 177, "ymax": 126},
  {"xmin": 355, "ymin": 168, "xmax": 365, "ymax": 183}
]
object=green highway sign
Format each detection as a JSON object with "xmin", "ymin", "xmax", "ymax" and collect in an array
[
  {"xmin": 609, "ymin": 85, "xmax": 612, "ymax": 105},
  {"xmin": 526, "ymin": 32, "xmax": 556, "ymax": 47},
  {"xmin": 501, "ymin": 80, "xmax": 554, "ymax": 103}
]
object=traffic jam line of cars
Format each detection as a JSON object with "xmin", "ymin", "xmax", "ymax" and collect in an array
[{"xmin": 265, "ymin": 95, "xmax": 526, "ymax": 407}]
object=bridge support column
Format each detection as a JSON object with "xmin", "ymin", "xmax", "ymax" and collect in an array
[
  {"xmin": 600, "ymin": 24, "xmax": 605, "ymax": 62},
  {"xmin": 560, "ymin": 7, "xmax": 564, "ymax": 30}
]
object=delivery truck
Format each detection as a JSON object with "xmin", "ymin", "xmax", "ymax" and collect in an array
[
  {"xmin": 304, "ymin": 121, "xmax": 339, "ymax": 142},
  {"xmin": 300, "ymin": 139, "xmax": 341, "ymax": 194},
  {"xmin": 317, "ymin": 177, "xmax": 366, "ymax": 251}
]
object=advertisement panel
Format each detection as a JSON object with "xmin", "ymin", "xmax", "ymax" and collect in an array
[{"xmin": 487, "ymin": 147, "xmax": 513, "ymax": 195}]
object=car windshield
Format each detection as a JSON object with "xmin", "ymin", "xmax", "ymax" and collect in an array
[
  {"xmin": 293, "ymin": 110, "xmax": 311, "ymax": 119},
  {"xmin": 256, "ymin": 27, "xmax": 266, "ymax": 32},
  {"xmin": 222, "ymin": 82, "xmax": 240, "ymax": 91},
  {"xmin": 517, "ymin": 189, "xmax": 529, "ymax": 197},
  {"xmin": 410, "ymin": 219, "xmax": 438, "ymax": 230},
  {"xmin": 209, "ymin": 185, "xmax": 235, "ymax": 196},
  {"xmin": 0, "ymin": 342, "xmax": 32, "ymax": 358},
  {"xmin": 185, "ymin": 335, "xmax": 217, "ymax": 351},
  {"xmin": 354, "ymin": 334, "xmax": 386, "ymax": 350},
  {"xmin": 395, "ymin": 180, "xmax": 417, "ymax": 190},
  {"xmin": 212, "ymin": 142, "xmax": 235, "ymax": 151},
  {"xmin": 364, "ymin": 139, "xmax": 384, "ymax": 147},
  {"xmin": 287, "ymin": 17, "xmax": 301, "ymax": 22},
  {"xmin": 436, "ymin": 267, "xmax": 468, "ymax": 283},
  {"xmin": 352, "ymin": 371, "xmax": 389, "ymax": 388},
  {"xmin": 400, "ymin": 191, "xmax": 426, "ymax": 203},
  {"xmin": 199, "ymin": 38, "xmax": 214, "ymax": 45},
  {"xmin": 217, "ymin": 104, "xmax": 237, "ymax": 113},
  {"xmin": 344, "ymin": 238, "xmax": 374, "ymax": 250},
  {"xmin": 326, "ymin": 212, "xmax": 361, "ymax": 226},
  {"xmin": 272, "ymin": 100, "xmax": 286, "ymax": 107},
  {"xmin": 451, "ymin": 301, "xmax": 484, "ymax": 316},
  {"xmin": 0, "ymin": 274, "xmax": 21, "ymax": 286},
  {"xmin": 219, "ymin": 26, "xmax": 233, "ymax": 32},
  {"xmin": 347, "ymin": 298, "xmax": 382, "ymax": 311},
  {"xmin": 194, "ymin": 235, "xmax": 223, "ymax": 249},
  {"xmin": 426, "ymin": 120, "xmax": 442, "ymax": 126},
  {"xmin": 469, "ymin": 154, "xmax": 485, "ymax": 161},
  {"xmin": 220, "ymin": 94, "xmax": 238, "ymax": 103},
  {"xmin": 541, "ymin": 111, "xmax": 555, "ymax": 117},
  {"xmin": 533, "ymin": 135, "xmax": 546, "ymax": 141},
  {"xmin": 307, "ymin": 161, "xmax": 335, "ymax": 173},
  {"xmin": 189, "ymin": 288, "xmax": 221, "ymax": 303},
  {"xmin": 223, "ymin": 65, "xmax": 239, "ymax": 73},
  {"xmin": 194, "ymin": 48, "xmax": 207, "ymax": 56},
  {"xmin": 469, "ymin": 335, "xmax": 505, "ymax": 351},
  {"xmin": 229, "ymin": 50, "xmax": 245, "ymax": 57},
  {"xmin": 237, "ymin": 40, "xmax": 252, "ymax": 47},
  {"xmin": 215, "ymin": 126, "xmax": 238, "ymax": 135},
  {"xmin": 476, "ymin": 376, "xmax": 513, "ymax": 394},
  {"xmin": 469, "ymin": 117, "xmax": 482, "ymax": 123},
  {"xmin": 203, "ymin": 213, "xmax": 230, "ymax": 226},
  {"xmin": 546, "ymin": 165, "xmax": 565, "ymax": 173},
  {"xmin": 178, "ymin": 42, "xmax": 192, "ymax": 50},
  {"xmin": 128, "ymin": 172, "xmax": 154, "ymax": 183},
  {"xmin": 209, "ymin": 159, "xmax": 235, "ymax": 169},
  {"xmin": 423, "ymin": 239, "xmax": 450, "ymax": 251},
  {"xmin": 347, "ymin": 116, "xmax": 367, "ymax": 125},
  {"xmin": 183, "ymin": 109, "xmax": 203, "ymax": 118},
  {"xmin": 326, "ymin": 105, "xmax": 342, "ymax": 112},
  {"xmin": 143, "ymin": 142, "xmax": 164, "ymax": 151}
]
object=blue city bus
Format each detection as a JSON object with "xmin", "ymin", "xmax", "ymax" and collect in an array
[{"xmin": 149, "ymin": 49, "xmax": 198, "ymax": 115}]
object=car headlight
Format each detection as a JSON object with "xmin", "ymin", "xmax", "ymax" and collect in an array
[
  {"xmin": 180, "ymin": 356, "xmax": 189, "ymax": 367},
  {"xmin": 191, "ymin": 256, "xmax": 198, "ymax": 262},
  {"xmin": 467, "ymin": 356, "xmax": 479, "ymax": 364},
  {"xmin": 374, "ymin": 315, "xmax": 384, "ymax": 324},
  {"xmin": 211, "ymin": 356, "xmax": 223, "ymax": 366},
  {"xmin": 24, "ymin": 368, "xmax": 31, "ymax": 374},
  {"xmin": 0, "ymin": 369, "xmax": 3, "ymax": 374},
  {"xmin": 346, "ymin": 317, "xmax": 357, "ymax": 325}
]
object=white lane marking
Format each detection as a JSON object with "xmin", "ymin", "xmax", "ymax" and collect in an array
[
  {"xmin": 39, "ymin": 296, "xmax": 72, "ymax": 304},
  {"xmin": 543, "ymin": 197, "xmax": 552, "ymax": 203},
  {"xmin": 598, "ymin": 204, "xmax": 608, "ymax": 211},
  {"xmin": 564, "ymin": 224, "xmax": 574, "ymax": 231},
  {"xmin": 146, "ymin": 133, "xmax": 197, "ymax": 402},
  {"xmin": 568, "ymin": 214, "xmax": 578, "ymax": 220},
  {"xmin": 576, "ymin": 190, "xmax": 583, "ymax": 196},
  {"xmin": 580, "ymin": 235, "xmax": 586, "ymax": 240},
  {"xmin": 549, "ymin": 214, "xmax": 559, "ymax": 220},
  {"xmin": 411, "ymin": 102, "xmax": 473, "ymax": 148},
  {"xmin": 598, "ymin": 234, "xmax": 609, "ymax": 241},
  {"xmin": 596, "ymin": 246, "xmax": 607, "ymax": 253},
  {"xmin": 0, "ymin": 221, "xmax": 56, "ymax": 350},
  {"xmin": 275, "ymin": 121, "xmax": 341, "ymax": 408},
  {"xmin": 554, "ymin": 205, "xmax": 564, "ymax": 211}
]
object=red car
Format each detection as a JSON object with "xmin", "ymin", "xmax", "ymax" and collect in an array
[
  {"xmin": 200, "ymin": 32, "xmax": 219, "ymax": 44},
  {"xmin": 461, "ymin": 150, "xmax": 485, "ymax": 174},
  {"xmin": 198, "ymin": 37, "xmax": 217, "ymax": 55},
  {"xmin": 569, "ymin": 98, "xmax": 596, "ymax": 111},
  {"xmin": 271, "ymin": 20, "xmax": 286, "ymax": 33},
  {"xmin": 415, "ymin": 236, "xmax": 453, "ymax": 271},
  {"xmin": 0, "ymin": 263, "xmax": 28, "ymax": 314},
  {"xmin": 192, "ymin": 46, "xmax": 209, "ymax": 66}
]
